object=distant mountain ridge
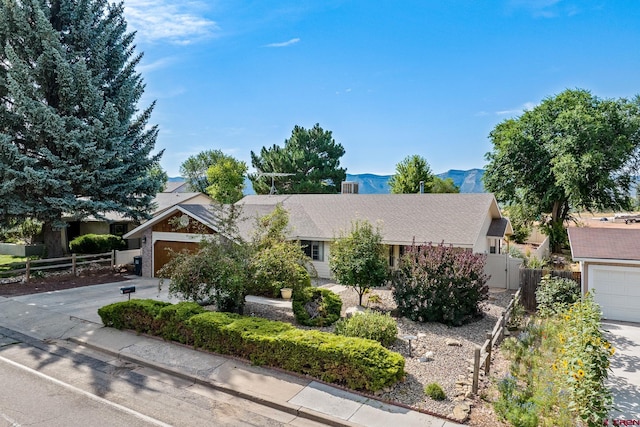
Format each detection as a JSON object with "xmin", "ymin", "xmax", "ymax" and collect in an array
[
  {"xmin": 344, "ymin": 169, "xmax": 486, "ymax": 194},
  {"xmin": 170, "ymin": 168, "xmax": 486, "ymax": 195}
]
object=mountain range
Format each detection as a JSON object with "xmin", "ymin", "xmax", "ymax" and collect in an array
[
  {"xmin": 344, "ymin": 169, "xmax": 485, "ymax": 194},
  {"xmin": 169, "ymin": 168, "xmax": 486, "ymax": 194}
]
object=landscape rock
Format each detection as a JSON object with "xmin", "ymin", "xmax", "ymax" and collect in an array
[
  {"xmin": 446, "ymin": 338, "xmax": 463, "ymax": 347},
  {"xmin": 451, "ymin": 402, "xmax": 471, "ymax": 422}
]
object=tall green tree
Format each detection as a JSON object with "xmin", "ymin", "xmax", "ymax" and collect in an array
[
  {"xmin": 180, "ymin": 149, "xmax": 224, "ymax": 193},
  {"xmin": 484, "ymin": 89, "xmax": 640, "ymax": 251},
  {"xmin": 388, "ymin": 155, "xmax": 459, "ymax": 194},
  {"xmin": 180, "ymin": 149, "xmax": 247, "ymax": 203},
  {"xmin": 430, "ymin": 176, "xmax": 460, "ymax": 194},
  {"xmin": 329, "ymin": 219, "xmax": 388, "ymax": 306},
  {"xmin": 0, "ymin": 0, "xmax": 163, "ymax": 257},
  {"xmin": 249, "ymin": 124, "xmax": 347, "ymax": 194},
  {"xmin": 206, "ymin": 156, "xmax": 247, "ymax": 204},
  {"xmin": 388, "ymin": 155, "xmax": 434, "ymax": 194}
]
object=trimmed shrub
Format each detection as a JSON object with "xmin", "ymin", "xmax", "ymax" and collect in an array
[
  {"xmin": 424, "ymin": 382, "xmax": 446, "ymax": 401},
  {"xmin": 69, "ymin": 233, "xmax": 127, "ymax": 254},
  {"xmin": 392, "ymin": 242, "xmax": 489, "ymax": 326},
  {"xmin": 158, "ymin": 302, "xmax": 207, "ymax": 344},
  {"xmin": 292, "ymin": 287, "xmax": 342, "ymax": 327},
  {"xmin": 98, "ymin": 299, "xmax": 171, "ymax": 334},
  {"xmin": 334, "ymin": 310, "xmax": 398, "ymax": 347},
  {"xmin": 97, "ymin": 299, "xmax": 405, "ymax": 393},
  {"xmin": 188, "ymin": 311, "xmax": 404, "ymax": 392},
  {"xmin": 535, "ymin": 274, "xmax": 580, "ymax": 317}
]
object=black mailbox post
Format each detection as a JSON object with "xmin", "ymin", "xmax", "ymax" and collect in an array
[{"xmin": 120, "ymin": 286, "xmax": 136, "ymax": 300}]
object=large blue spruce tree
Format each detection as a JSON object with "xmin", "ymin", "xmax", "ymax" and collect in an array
[{"xmin": 0, "ymin": 0, "xmax": 163, "ymax": 257}]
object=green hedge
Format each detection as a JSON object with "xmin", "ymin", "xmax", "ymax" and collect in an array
[
  {"xmin": 69, "ymin": 233, "xmax": 127, "ymax": 254},
  {"xmin": 97, "ymin": 299, "xmax": 404, "ymax": 392},
  {"xmin": 98, "ymin": 299, "xmax": 171, "ymax": 333}
]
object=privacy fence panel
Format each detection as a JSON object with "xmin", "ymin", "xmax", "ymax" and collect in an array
[{"xmin": 520, "ymin": 268, "xmax": 581, "ymax": 311}]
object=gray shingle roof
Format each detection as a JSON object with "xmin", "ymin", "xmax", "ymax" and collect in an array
[
  {"xmin": 236, "ymin": 193, "xmax": 503, "ymax": 246},
  {"xmin": 568, "ymin": 227, "xmax": 640, "ymax": 261}
]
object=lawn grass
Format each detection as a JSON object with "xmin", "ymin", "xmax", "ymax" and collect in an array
[{"xmin": 0, "ymin": 254, "xmax": 28, "ymax": 272}]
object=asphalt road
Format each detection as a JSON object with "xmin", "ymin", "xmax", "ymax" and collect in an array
[
  {"xmin": 0, "ymin": 327, "xmax": 324, "ymax": 427},
  {"xmin": 0, "ymin": 355, "xmax": 165, "ymax": 427}
]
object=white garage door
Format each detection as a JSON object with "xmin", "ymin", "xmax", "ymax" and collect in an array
[{"xmin": 588, "ymin": 264, "xmax": 640, "ymax": 323}]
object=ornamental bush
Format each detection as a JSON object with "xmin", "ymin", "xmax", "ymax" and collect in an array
[
  {"xmin": 535, "ymin": 274, "xmax": 580, "ymax": 317},
  {"xmin": 392, "ymin": 242, "xmax": 489, "ymax": 326},
  {"xmin": 292, "ymin": 287, "xmax": 342, "ymax": 327},
  {"xmin": 334, "ymin": 309, "xmax": 398, "ymax": 347},
  {"xmin": 97, "ymin": 299, "xmax": 405, "ymax": 392},
  {"xmin": 69, "ymin": 233, "xmax": 127, "ymax": 254}
]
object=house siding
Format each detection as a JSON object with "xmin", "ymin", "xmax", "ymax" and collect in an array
[
  {"xmin": 473, "ymin": 211, "xmax": 494, "ymax": 254},
  {"xmin": 311, "ymin": 242, "xmax": 332, "ymax": 279}
]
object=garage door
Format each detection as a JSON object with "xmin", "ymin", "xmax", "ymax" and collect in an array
[
  {"xmin": 588, "ymin": 265, "xmax": 640, "ymax": 323},
  {"xmin": 153, "ymin": 240, "xmax": 200, "ymax": 277}
]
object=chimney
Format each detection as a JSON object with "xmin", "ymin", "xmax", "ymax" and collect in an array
[
  {"xmin": 341, "ymin": 181, "xmax": 359, "ymax": 194},
  {"xmin": 419, "ymin": 181, "xmax": 424, "ymax": 194}
]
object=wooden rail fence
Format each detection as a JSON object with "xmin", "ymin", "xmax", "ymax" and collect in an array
[
  {"xmin": 471, "ymin": 287, "xmax": 521, "ymax": 394},
  {"xmin": 1, "ymin": 251, "xmax": 115, "ymax": 283}
]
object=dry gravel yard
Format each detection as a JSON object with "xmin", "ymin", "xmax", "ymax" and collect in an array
[{"xmin": 245, "ymin": 282, "xmax": 516, "ymax": 424}]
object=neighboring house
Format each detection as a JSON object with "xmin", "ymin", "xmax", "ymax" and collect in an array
[
  {"xmin": 568, "ymin": 227, "xmax": 640, "ymax": 323},
  {"xmin": 62, "ymin": 192, "xmax": 213, "ymax": 252},
  {"xmin": 164, "ymin": 181, "xmax": 191, "ymax": 193},
  {"xmin": 124, "ymin": 193, "xmax": 515, "ymax": 287}
]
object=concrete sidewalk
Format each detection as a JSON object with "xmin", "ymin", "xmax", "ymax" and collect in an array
[{"xmin": 0, "ymin": 285, "xmax": 463, "ymax": 427}]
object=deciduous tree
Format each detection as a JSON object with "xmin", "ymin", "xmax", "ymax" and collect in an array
[
  {"xmin": 206, "ymin": 156, "xmax": 247, "ymax": 204},
  {"xmin": 329, "ymin": 220, "xmax": 388, "ymax": 306},
  {"xmin": 484, "ymin": 89, "xmax": 640, "ymax": 251},
  {"xmin": 249, "ymin": 124, "xmax": 346, "ymax": 194},
  {"xmin": 0, "ymin": 0, "xmax": 163, "ymax": 257},
  {"xmin": 389, "ymin": 155, "xmax": 434, "ymax": 194},
  {"xmin": 388, "ymin": 155, "xmax": 459, "ymax": 194}
]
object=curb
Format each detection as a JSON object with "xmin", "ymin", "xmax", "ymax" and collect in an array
[{"xmin": 68, "ymin": 336, "xmax": 359, "ymax": 427}]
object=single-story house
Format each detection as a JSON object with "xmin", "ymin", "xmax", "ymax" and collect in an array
[
  {"xmin": 124, "ymin": 193, "xmax": 515, "ymax": 287},
  {"xmin": 568, "ymin": 227, "xmax": 640, "ymax": 323},
  {"xmin": 62, "ymin": 191, "xmax": 212, "ymax": 252}
]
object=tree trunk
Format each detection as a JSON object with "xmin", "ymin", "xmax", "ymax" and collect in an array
[{"xmin": 42, "ymin": 221, "xmax": 64, "ymax": 258}]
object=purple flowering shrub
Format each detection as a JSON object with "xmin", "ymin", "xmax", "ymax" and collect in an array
[{"xmin": 392, "ymin": 242, "xmax": 490, "ymax": 326}]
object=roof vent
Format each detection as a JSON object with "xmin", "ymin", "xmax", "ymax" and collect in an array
[{"xmin": 341, "ymin": 181, "xmax": 359, "ymax": 194}]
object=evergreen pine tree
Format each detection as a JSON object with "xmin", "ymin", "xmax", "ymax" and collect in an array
[
  {"xmin": 249, "ymin": 124, "xmax": 346, "ymax": 194},
  {"xmin": 0, "ymin": 0, "xmax": 163, "ymax": 257}
]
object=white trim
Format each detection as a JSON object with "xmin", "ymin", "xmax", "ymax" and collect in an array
[
  {"xmin": 152, "ymin": 232, "xmax": 211, "ymax": 244},
  {"xmin": 572, "ymin": 257, "xmax": 640, "ymax": 266},
  {"xmin": 123, "ymin": 205, "xmax": 215, "ymax": 239}
]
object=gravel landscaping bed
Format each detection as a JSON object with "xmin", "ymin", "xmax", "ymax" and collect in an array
[{"xmin": 245, "ymin": 281, "xmax": 516, "ymax": 422}]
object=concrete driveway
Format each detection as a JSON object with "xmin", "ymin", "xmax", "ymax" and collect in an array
[
  {"xmin": 603, "ymin": 321, "xmax": 640, "ymax": 419},
  {"xmin": 10, "ymin": 277, "xmax": 179, "ymax": 324}
]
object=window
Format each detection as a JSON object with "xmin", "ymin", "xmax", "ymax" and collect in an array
[
  {"xmin": 110, "ymin": 223, "xmax": 127, "ymax": 237},
  {"xmin": 301, "ymin": 240, "xmax": 324, "ymax": 261},
  {"xmin": 388, "ymin": 246, "xmax": 395, "ymax": 267}
]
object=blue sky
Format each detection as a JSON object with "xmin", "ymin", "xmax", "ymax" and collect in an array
[{"xmin": 122, "ymin": 1, "xmax": 640, "ymax": 177}]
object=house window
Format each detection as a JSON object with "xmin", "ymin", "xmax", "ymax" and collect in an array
[
  {"xmin": 301, "ymin": 240, "xmax": 324, "ymax": 261},
  {"xmin": 110, "ymin": 223, "xmax": 127, "ymax": 237},
  {"xmin": 389, "ymin": 246, "xmax": 395, "ymax": 267}
]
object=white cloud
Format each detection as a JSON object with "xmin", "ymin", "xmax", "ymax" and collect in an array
[
  {"xmin": 265, "ymin": 38, "xmax": 300, "ymax": 48},
  {"xmin": 123, "ymin": 0, "xmax": 219, "ymax": 44},
  {"xmin": 137, "ymin": 57, "xmax": 175, "ymax": 74},
  {"xmin": 507, "ymin": 0, "xmax": 587, "ymax": 18},
  {"xmin": 496, "ymin": 102, "xmax": 536, "ymax": 116}
]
